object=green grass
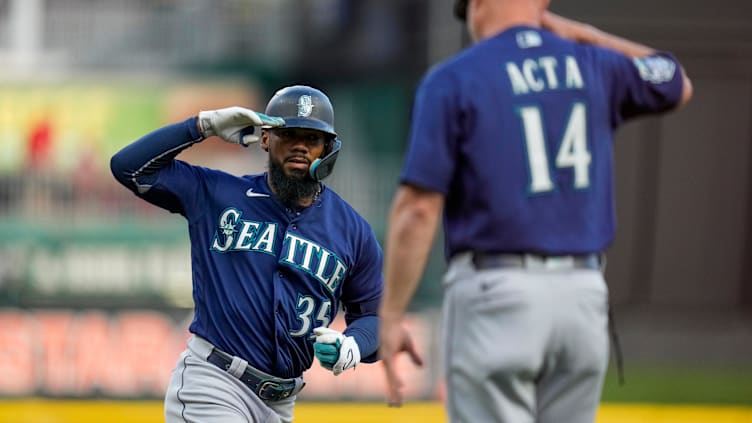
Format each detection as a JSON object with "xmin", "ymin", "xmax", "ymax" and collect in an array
[{"xmin": 601, "ymin": 365, "xmax": 752, "ymax": 405}]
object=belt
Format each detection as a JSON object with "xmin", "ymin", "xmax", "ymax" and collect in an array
[
  {"xmin": 471, "ymin": 252, "xmax": 601, "ymax": 270},
  {"xmin": 206, "ymin": 347, "xmax": 303, "ymax": 401}
]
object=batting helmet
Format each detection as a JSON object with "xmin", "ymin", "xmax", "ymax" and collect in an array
[
  {"xmin": 265, "ymin": 85, "xmax": 337, "ymax": 138},
  {"xmin": 265, "ymin": 85, "xmax": 341, "ymax": 180}
]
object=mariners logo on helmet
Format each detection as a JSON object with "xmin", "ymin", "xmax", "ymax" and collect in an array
[{"xmin": 297, "ymin": 95, "xmax": 314, "ymax": 117}]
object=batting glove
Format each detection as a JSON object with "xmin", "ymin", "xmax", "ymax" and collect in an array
[
  {"xmin": 313, "ymin": 327, "xmax": 361, "ymax": 376},
  {"xmin": 198, "ymin": 106, "xmax": 285, "ymax": 146}
]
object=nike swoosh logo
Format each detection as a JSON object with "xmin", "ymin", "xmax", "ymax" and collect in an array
[
  {"xmin": 345, "ymin": 350, "xmax": 354, "ymax": 368},
  {"xmin": 246, "ymin": 188, "xmax": 269, "ymax": 198}
]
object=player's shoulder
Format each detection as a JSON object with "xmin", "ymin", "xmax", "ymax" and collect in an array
[
  {"xmin": 320, "ymin": 187, "xmax": 374, "ymax": 229},
  {"xmin": 416, "ymin": 48, "xmax": 477, "ymax": 97},
  {"xmin": 320, "ymin": 186, "xmax": 361, "ymax": 216},
  {"xmin": 240, "ymin": 172, "xmax": 267, "ymax": 184},
  {"xmin": 182, "ymin": 163, "xmax": 266, "ymax": 191},
  {"xmin": 174, "ymin": 160, "xmax": 251, "ymax": 178},
  {"xmin": 226, "ymin": 171, "xmax": 263, "ymax": 190}
]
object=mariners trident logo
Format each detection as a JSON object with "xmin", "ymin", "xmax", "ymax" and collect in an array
[{"xmin": 297, "ymin": 95, "xmax": 314, "ymax": 117}]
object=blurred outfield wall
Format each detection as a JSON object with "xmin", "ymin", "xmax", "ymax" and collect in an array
[{"xmin": 0, "ymin": 309, "xmax": 440, "ymax": 401}]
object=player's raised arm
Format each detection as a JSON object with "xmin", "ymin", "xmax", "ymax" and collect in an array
[
  {"xmin": 542, "ymin": 11, "xmax": 693, "ymax": 107},
  {"xmin": 110, "ymin": 107, "xmax": 284, "ymax": 193}
]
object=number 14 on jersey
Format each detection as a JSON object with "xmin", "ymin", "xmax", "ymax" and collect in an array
[{"xmin": 518, "ymin": 102, "xmax": 591, "ymax": 193}]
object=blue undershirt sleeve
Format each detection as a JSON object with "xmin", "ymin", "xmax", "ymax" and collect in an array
[{"xmin": 343, "ymin": 315, "xmax": 379, "ymax": 363}]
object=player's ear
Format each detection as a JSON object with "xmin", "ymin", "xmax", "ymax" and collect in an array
[{"xmin": 260, "ymin": 129, "xmax": 270, "ymax": 151}]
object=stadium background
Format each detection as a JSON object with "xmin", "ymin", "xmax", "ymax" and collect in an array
[{"xmin": 0, "ymin": 0, "xmax": 750, "ymax": 421}]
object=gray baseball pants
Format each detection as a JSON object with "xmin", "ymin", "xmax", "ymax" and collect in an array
[
  {"xmin": 442, "ymin": 252, "xmax": 610, "ymax": 423},
  {"xmin": 164, "ymin": 336, "xmax": 298, "ymax": 423}
]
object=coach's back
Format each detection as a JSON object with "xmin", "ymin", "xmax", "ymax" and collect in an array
[{"xmin": 401, "ymin": 26, "xmax": 684, "ymax": 257}]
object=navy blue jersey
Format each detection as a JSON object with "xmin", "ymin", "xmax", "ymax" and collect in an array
[
  {"xmin": 111, "ymin": 118, "xmax": 383, "ymax": 378},
  {"xmin": 400, "ymin": 26, "xmax": 684, "ymax": 257}
]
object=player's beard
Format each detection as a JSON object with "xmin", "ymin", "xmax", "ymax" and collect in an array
[{"xmin": 268, "ymin": 158, "xmax": 320, "ymax": 208}]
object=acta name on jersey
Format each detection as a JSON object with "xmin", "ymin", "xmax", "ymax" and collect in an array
[
  {"xmin": 210, "ymin": 208, "xmax": 347, "ymax": 294},
  {"xmin": 506, "ymin": 55, "xmax": 584, "ymax": 95}
]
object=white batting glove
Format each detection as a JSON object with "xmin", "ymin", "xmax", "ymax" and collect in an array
[
  {"xmin": 198, "ymin": 106, "xmax": 285, "ymax": 146},
  {"xmin": 313, "ymin": 327, "xmax": 361, "ymax": 376}
]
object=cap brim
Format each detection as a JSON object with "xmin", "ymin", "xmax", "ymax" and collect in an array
[{"xmin": 281, "ymin": 117, "xmax": 337, "ymax": 137}]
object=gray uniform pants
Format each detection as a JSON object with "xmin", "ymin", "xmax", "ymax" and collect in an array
[
  {"xmin": 442, "ymin": 253, "xmax": 610, "ymax": 423},
  {"xmin": 164, "ymin": 336, "xmax": 299, "ymax": 423}
]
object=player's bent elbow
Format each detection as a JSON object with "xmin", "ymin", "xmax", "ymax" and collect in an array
[{"xmin": 109, "ymin": 153, "xmax": 136, "ymax": 189}]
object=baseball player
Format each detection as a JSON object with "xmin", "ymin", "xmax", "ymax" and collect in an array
[
  {"xmin": 379, "ymin": 1, "xmax": 693, "ymax": 422},
  {"xmin": 111, "ymin": 85, "xmax": 391, "ymax": 423}
]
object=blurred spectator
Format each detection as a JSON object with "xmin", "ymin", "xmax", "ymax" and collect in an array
[{"xmin": 27, "ymin": 118, "xmax": 53, "ymax": 170}]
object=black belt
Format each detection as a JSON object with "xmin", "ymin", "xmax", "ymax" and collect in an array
[
  {"xmin": 471, "ymin": 252, "xmax": 601, "ymax": 270},
  {"xmin": 206, "ymin": 347, "xmax": 301, "ymax": 401}
]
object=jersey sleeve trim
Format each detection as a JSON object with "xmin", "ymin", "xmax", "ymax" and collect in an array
[{"xmin": 110, "ymin": 116, "xmax": 203, "ymax": 194}]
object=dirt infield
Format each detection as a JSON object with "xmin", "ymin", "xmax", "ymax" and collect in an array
[{"xmin": 0, "ymin": 400, "xmax": 750, "ymax": 423}]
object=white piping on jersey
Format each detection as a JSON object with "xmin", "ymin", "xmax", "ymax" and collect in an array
[{"xmin": 129, "ymin": 141, "xmax": 195, "ymax": 194}]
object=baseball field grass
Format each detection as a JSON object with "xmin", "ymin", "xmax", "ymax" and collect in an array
[
  {"xmin": 600, "ymin": 365, "xmax": 752, "ymax": 405},
  {"xmin": 0, "ymin": 400, "xmax": 751, "ymax": 423}
]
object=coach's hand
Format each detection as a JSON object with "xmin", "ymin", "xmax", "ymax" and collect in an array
[
  {"xmin": 198, "ymin": 106, "xmax": 285, "ymax": 146},
  {"xmin": 379, "ymin": 320, "xmax": 423, "ymax": 407},
  {"xmin": 313, "ymin": 327, "xmax": 361, "ymax": 376}
]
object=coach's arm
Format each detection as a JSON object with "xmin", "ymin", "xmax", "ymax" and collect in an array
[
  {"xmin": 379, "ymin": 183, "xmax": 442, "ymax": 405},
  {"xmin": 542, "ymin": 11, "xmax": 693, "ymax": 108}
]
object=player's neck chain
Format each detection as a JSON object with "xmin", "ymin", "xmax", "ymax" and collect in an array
[{"xmin": 312, "ymin": 185, "xmax": 322, "ymax": 203}]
